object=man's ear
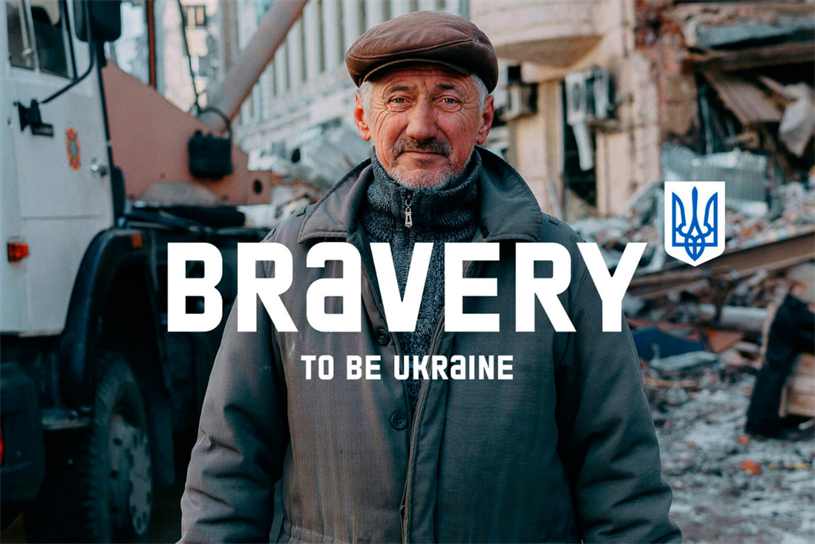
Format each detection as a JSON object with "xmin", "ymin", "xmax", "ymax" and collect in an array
[
  {"xmin": 476, "ymin": 95, "xmax": 495, "ymax": 145},
  {"xmin": 354, "ymin": 93, "xmax": 371, "ymax": 141}
]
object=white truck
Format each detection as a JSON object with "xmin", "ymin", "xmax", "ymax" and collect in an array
[{"xmin": 0, "ymin": 0, "xmax": 306, "ymax": 540}]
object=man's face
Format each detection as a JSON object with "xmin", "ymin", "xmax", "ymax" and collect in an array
[{"xmin": 354, "ymin": 65, "xmax": 494, "ymax": 189}]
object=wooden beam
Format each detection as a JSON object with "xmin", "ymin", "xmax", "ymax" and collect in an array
[
  {"xmin": 687, "ymin": 41, "xmax": 815, "ymax": 73},
  {"xmin": 629, "ymin": 229, "xmax": 815, "ymax": 300},
  {"xmin": 780, "ymin": 353, "xmax": 815, "ymax": 418}
]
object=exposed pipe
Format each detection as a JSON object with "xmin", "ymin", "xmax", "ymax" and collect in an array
[{"xmin": 200, "ymin": 0, "xmax": 310, "ymax": 133}]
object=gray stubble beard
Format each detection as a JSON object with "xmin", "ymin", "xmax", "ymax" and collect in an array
[
  {"xmin": 387, "ymin": 146, "xmax": 475, "ymax": 190},
  {"xmin": 388, "ymin": 161, "xmax": 457, "ymax": 190}
]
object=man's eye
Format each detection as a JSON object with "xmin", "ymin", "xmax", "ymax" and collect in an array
[
  {"xmin": 441, "ymin": 98, "xmax": 459, "ymax": 105},
  {"xmin": 391, "ymin": 97, "xmax": 407, "ymax": 104}
]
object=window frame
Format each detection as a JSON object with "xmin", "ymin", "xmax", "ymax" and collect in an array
[
  {"xmin": 6, "ymin": 0, "xmax": 36, "ymax": 70},
  {"xmin": 27, "ymin": 0, "xmax": 78, "ymax": 79},
  {"xmin": 185, "ymin": 4, "xmax": 207, "ymax": 29}
]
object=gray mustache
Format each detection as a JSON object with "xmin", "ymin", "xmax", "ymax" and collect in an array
[{"xmin": 394, "ymin": 137, "xmax": 451, "ymax": 157}]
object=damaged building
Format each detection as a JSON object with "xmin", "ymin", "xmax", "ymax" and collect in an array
[
  {"xmin": 223, "ymin": 0, "xmax": 812, "ymax": 226},
  {"xmin": 471, "ymin": 0, "xmax": 814, "ymax": 220},
  {"xmin": 470, "ymin": 0, "xmax": 659, "ymax": 218},
  {"xmin": 640, "ymin": 0, "xmax": 814, "ymax": 200}
]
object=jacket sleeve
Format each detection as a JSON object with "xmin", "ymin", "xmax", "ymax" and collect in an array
[
  {"xmin": 555, "ymin": 266, "xmax": 682, "ymax": 543},
  {"xmin": 179, "ymin": 257, "xmax": 290, "ymax": 543}
]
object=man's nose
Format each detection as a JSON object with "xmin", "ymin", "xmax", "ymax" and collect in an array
[{"xmin": 405, "ymin": 99, "xmax": 438, "ymax": 142}]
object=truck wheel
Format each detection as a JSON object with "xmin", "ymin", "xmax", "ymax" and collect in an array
[{"xmin": 25, "ymin": 354, "xmax": 153, "ymax": 543}]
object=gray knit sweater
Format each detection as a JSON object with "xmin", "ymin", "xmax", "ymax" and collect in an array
[{"xmin": 363, "ymin": 150, "xmax": 481, "ymax": 413}]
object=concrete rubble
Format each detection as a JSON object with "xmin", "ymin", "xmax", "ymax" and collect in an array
[
  {"xmin": 601, "ymin": 6, "xmax": 815, "ymax": 529},
  {"xmin": 637, "ymin": 256, "xmax": 815, "ymax": 542},
  {"xmin": 652, "ymin": 362, "xmax": 815, "ymax": 543},
  {"xmin": 572, "ymin": 147, "xmax": 815, "ymax": 273},
  {"xmin": 614, "ymin": 168, "xmax": 815, "ymax": 542}
]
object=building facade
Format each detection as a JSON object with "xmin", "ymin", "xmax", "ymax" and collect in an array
[
  {"xmin": 228, "ymin": 0, "xmax": 474, "ymax": 165},
  {"xmin": 228, "ymin": 0, "xmax": 656, "ymax": 219},
  {"xmin": 109, "ymin": 1, "xmax": 815, "ymax": 221},
  {"xmin": 471, "ymin": 0, "xmax": 662, "ymax": 219}
]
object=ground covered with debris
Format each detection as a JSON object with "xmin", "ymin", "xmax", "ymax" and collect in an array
[{"xmin": 647, "ymin": 364, "xmax": 815, "ymax": 543}]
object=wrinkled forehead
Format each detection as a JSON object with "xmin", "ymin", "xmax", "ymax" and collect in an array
[{"xmin": 370, "ymin": 63, "xmax": 475, "ymax": 95}]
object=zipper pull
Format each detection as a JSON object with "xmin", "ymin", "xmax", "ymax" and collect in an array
[{"xmin": 404, "ymin": 192, "xmax": 413, "ymax": 228}]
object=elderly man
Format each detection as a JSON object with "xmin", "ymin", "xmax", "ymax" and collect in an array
[{"xmin": 180, "ymin": 11, "xmax": 681, "ymax": 544}]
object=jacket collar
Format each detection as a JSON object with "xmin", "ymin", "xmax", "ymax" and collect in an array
[{"xmin": 297, "ymin": 147, "xmax": 542, "ymax": 244}]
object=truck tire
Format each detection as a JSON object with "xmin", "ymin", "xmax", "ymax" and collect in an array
[{"xmin": 25, "ymin": 353, "xmax": 153, "ymax": 543}]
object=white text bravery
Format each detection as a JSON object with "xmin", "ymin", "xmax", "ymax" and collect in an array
[{"xmin": 166, "ymin": 242, "xmax": 646, "ymax": 333}]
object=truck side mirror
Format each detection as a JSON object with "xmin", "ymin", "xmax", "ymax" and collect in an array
[{"xmin": 74, "ymin": 0, "xmax": 122, "ymax": 43}]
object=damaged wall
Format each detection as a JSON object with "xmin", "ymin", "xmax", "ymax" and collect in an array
[
  {"xmin": 637, "ymin": 0, "xmax": 815, "ymax": 162},
  {"xmin": 477, "ymin": 0, "xmax": 813, "ymax": 220},
  {"xmin": 508, "ymin": 80, "xmax": 564, "ymax": 218},
  {"xmin": 473, "ymin": 0, "xmax": 671, "ymax": 218},
  {"xmin": 635, "ymin": 0, "xmax": 701, "ymax": 146}
]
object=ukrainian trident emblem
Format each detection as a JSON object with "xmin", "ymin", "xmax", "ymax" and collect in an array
[{"xmin": 664, "ymin": 181, "xmax": 725, "ymax": 266}]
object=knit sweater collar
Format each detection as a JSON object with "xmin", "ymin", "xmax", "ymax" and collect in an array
[{"xmin": 365, "ymin": 148, "xmax": 481, "ymax": 233}]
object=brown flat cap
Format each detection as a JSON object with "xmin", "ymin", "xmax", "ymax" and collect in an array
[{"xmin": 345, "ymin": 11, "xmax": 499, "ymax": 92}]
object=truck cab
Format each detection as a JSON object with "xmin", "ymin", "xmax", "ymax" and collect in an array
[
  {"xmin": 1, "ymin": 1, "xmax": 273, "ymax": 540},
  {"xmin": 1, "ymin": 0, "xmax": 113, "ymax": 339}
]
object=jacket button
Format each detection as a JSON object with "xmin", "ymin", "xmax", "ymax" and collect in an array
[
  {"xmin": 390, "ymin": 412, "xmax": 408, "ymax": 430},
  {"xmin": 375, "ymin": 327, "xmax": 390, "ymax": 346}
]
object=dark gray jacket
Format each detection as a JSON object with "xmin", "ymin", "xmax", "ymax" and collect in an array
[{"xmin": 180, "ymin": 148, "xmax": 681, "ymax": 543}]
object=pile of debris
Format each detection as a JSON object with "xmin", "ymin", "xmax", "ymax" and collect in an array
[
  {"xmin": 726, "ymin": 181, "xmax": 815, "ymax": 250},
  {"xmin": 587, "ymin": 127, "xmax": 815, "ymax": 507},
  {"xmin": 572, "ymin": 146, "xmax": 815, "ymax": 273},
  {"xmin": 652, "ymin": 358, "xmax": 814, "ymax": 543},
  {"xmin": 611, "ymin": 0, "xmax": 815, "ymax": 299},
  {"xmin": 636, "ymin": 0, "xmax": 814, "ymax": 162},
  {"xmin": 633, "ymin": 261, "xmax": 815, "ymax": 542}
]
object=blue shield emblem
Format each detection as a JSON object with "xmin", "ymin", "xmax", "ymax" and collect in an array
[{"xmin": 664, "ymin": 182, "xmax": 725, "ymax": 266}]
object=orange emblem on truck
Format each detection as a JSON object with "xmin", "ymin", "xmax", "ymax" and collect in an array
[{"xmin": 66, "ymin": 127, "xmax": 81, "ymax": 170}]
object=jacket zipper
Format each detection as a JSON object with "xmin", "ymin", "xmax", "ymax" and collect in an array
[
  {"xmin": 401, "ymin": 256, "xmax": 481, "ymax": 543},
  {"xmin": 401, "ymin": 314, "xmax": 444, "ymax": 542},
  {"xmin": 404, "ymin": 192, "xmax": 413, "ymax": 228},
  {"xmin": 359, "ymin": 246, "xmax": 417, "ymax": 537},
  {"xmin": 355, "ymin": 236, "xmax": 407, "ymax": 380}
]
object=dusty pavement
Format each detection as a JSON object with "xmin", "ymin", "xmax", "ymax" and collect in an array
[{"xmin": 649, "ymin": 366, "xmax": 815, "ymax": 544}]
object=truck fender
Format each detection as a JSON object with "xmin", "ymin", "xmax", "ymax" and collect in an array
[
  {"xmin": 58, "ymin": 228, "xmax": 167, "ymax": 408},
  {"xmin": 59, "ymin": 227, "xmax": 176, "ymax": 485}
]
